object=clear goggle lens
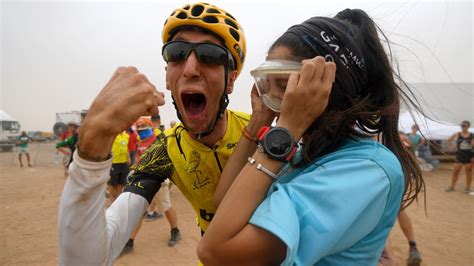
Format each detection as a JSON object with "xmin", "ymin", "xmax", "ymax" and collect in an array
[{"xmin": 250, "ymin": 60, "xmax": 301, "ymax": 112}]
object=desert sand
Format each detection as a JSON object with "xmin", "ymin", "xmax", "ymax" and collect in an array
[{"xmin": 0, "ymin": 142, "xmax": 472, "ymax": 265}]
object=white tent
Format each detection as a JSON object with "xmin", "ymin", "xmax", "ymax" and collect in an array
[{"xmin": 398, "ymin": 111, "xmax": 473, "ymax": 139}]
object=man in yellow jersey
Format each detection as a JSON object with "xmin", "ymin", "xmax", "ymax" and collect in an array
[
  {"xmin": 108, "ymin": 131, "xmax": 130, "ymax": 202},
  {"xmin": 59, "ymin": 3, "xmax": 271, "ymax": 264}
]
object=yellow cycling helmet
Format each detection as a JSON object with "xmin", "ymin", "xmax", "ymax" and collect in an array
[{"xmin": 162, "ymin": 2, "xmax": 246, "ymax": 76}]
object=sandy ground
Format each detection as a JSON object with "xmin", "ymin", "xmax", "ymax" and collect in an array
[{"xmin": 0, "ymin": 142, "xmax": 473, "ymax": 265}]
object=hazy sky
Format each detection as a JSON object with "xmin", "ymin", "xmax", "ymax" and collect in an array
[{"xmin": 1, "ymin": 0, "xmax": 473, "ymax": 131}]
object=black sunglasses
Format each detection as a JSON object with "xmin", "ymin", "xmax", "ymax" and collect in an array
[{"xmin": 162, "ymin": 41, "xmax": 233, "ymax": 66}]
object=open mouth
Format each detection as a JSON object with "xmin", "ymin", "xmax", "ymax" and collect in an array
[{"xmin": 182, "ymin": 92, "xmax": 206, "ymax": 116}]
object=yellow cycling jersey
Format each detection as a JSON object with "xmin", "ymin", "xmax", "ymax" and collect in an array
[
  {"xmin": 125, "ymin": 109, "xmax": 250, "ymax": 232},
  {"xmin": 111, "ymin": 131, "xmax": 130, "ymax": 164},
  {"xmin": 167, "ymin": 110, "xmax": 250, "ymax": 231}
]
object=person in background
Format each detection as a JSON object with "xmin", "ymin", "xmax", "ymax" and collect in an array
[
  {"xmin": 396, "ymin": 131, "xmax": 423, "ymax": 265},
  {"xmin": 59, "ymin": 122, "xmax": 77, "ymax": 141},
  {"xmin": 407, "ymin": 124, "xmax": 424, "ymax": 156},
  {"xmin": 145, "ymin": 114, "xmax": 165, "ymax": 220},
  {"xmin": 397, "ymin": 210, "xmax": 422, "ymax": 265},
  {"xmin": 121, "ymin": 117, "xmax": 181, "ymax": 255},
  {"xmin": 16, "ymin": 131, "xmax": 32, "ymax": 167},
  {"xmin": 56, "ymin": 127, "xmax": 78, "ymax": 168},
  {"xmin": 417, "ymin": 141, "xmax": 439, "ymax": 169},
  {"xmin": 57, "ymin": 122, "xmax": 79, "ymax": 175},
  {"xmin": 126, "ymin": 127, "xmax": 138, "ymax": 166},
  {"xmin": 399, "ymin": 131, "xmax": 411, "ymax": 149},
  {"xmin": 445, "ymin": 120, "xmax": 473, "ymax": 193},
  {"xmin": 151, "ymin": 114, "xmax": 163, "ymax": 136},
  {"xmin": 108, "ymin": 131, "xmax": 130, "ymax": 203}
]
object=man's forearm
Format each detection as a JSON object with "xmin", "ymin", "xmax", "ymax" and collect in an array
[{"xmin": 58, "ymin": 151, "xmax": 148, "ymax": 265}]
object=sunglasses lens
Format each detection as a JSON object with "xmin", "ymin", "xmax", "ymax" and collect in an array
[
  {"xmin": 196, "ymin": 44, "xmax": 228, "ymax": 65},
  {"xmin": 162, "ymin": 41, "xmax": 230, "ymax": 66},
  {"xmin": 163, "ymin": 42, "xmax": 190, "ymax": 62}
]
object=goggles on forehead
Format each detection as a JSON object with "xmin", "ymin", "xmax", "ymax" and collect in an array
[
  {"xmin": 250, "ymin": 60, "xmax": 302, "ymax": 112},
  {"xmin": 162, "ymin": 41, "xmax": 234, "ymax": 67}
]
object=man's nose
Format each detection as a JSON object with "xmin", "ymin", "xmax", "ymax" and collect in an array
[{"xmin": 183, "ymin": 50, "xmax": 201, "ymax": 78}]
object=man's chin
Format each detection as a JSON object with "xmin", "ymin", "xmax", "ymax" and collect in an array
[{"xmin": 182, "ymin": 119, "xmax": 211, "ymax": 134}]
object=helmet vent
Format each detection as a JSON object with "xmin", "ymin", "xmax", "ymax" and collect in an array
[
  {"xmin": 202, "ymin": 16, "xmax": 218, "ymax": 23},
  {"xmin": 176, "ymin": 12, "xmax": 188, "ymax": 19},
  {"xmin": 206, "ymin": 8, "xmax": 221, "ymax": 14},
  {"xmin": 229, "ymin": 28, "xmax": 240, "ymax": 41},
  {"xmin": 191, "ymin": 5, "xmax": 204, "ymax": 16},
  {"xmin": 224, "ymin": 19, "xmax": 238, "ymax": 30},
  {"xmin": 225, "ymin": 12, "xmax": 236, "ymax": 20},
  {"xmin": 183, "ymin": 5, "xmax": 190, "ymax": 10}
]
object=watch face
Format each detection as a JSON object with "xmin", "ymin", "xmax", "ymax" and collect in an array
[{"xmin": 264, "ymin": 128, "xmax": 293, "ymax": 157}]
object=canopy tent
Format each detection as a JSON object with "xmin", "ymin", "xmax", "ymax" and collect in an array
[{"xmin": 398, "ymin": 111, "xmax": 473, "ymax": 139}]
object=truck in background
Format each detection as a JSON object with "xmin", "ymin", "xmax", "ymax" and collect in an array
[
  {"xmin": 0, "ymin": 110, "xmax": 21, "ymax": 152},
  {"xmin": 53, "ymin": 110, "xmax": 87, "ymax": 137}
]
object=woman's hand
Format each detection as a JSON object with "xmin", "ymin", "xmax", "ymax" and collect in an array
[
  {"xmin": 276, "ymin": 56, "xmax": 336, "ymax": 140},
  {"xmin": 246, "ymin": 84, "xmax": 276, "ymax": 136}
]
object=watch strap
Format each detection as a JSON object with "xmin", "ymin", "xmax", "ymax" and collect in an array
[{"xmin": 257, "ymin": 126, "xmax": 271, "ymax": 143}]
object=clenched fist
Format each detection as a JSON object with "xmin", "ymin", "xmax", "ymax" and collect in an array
[{"xmin": 78, "ymin": 67, "xmax": 165, "ymax": 161}]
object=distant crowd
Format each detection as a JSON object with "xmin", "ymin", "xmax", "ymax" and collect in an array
[{"xmin": 398, "ymin": 122, "xmax": 472, "ymax": 194}]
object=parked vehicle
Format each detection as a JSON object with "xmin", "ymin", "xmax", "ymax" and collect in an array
[
  {"xmin": 0, "ymin": 110, "xmax": 21, "ymax": 152},
  {"xmin": 53, "ymin": 110, "xmax": 87, "ymax": 137},
  {"xmin": 28, "ymin": 131, "xmax": 55, "ymax": 142}
]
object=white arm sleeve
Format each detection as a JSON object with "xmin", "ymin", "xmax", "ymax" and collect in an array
[{"xmin": 58, "ymin": 151, "xmax": 148, "ymax": 266}]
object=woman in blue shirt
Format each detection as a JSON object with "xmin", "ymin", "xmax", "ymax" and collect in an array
[{"xmin": 198, "ymin": 9, "xmax": 424, "ymax": 265}]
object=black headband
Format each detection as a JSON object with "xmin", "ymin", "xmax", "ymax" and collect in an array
[{"xmin": 286, "ymin": 16, "xmax": 368, "ymax": 98}]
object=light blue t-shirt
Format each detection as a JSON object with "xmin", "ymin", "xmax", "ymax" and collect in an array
[{"xmin": 249, "ymin": 138, "xmax": 403, "ymax": 265}]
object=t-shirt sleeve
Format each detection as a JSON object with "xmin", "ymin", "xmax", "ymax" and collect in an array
[
  {"xmin": 249, "ymin": 158, "xmax": 391, "ymax": 265},
  {"xmin": 123, "ymin": 132, "xmax": 173, "ymax": 203}
]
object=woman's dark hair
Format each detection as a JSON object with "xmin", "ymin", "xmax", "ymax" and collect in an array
[{"xmin": 269, "ymin": 9, "xmax": 423, "ymax": 209}]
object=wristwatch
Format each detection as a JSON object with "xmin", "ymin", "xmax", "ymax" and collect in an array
[{"xmin": 257, "ymin": 126, "xmax": 298, "ymax": 162}]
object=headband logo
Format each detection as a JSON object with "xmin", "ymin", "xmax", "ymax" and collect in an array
[{"xmin": 319, "ymin": 31, "xmax": 365, "ymax": 69}]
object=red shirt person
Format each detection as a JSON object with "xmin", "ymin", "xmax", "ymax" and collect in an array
[{"xmin": 135, "ymin": 117, "xmax": 157, "ymax": 162}]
